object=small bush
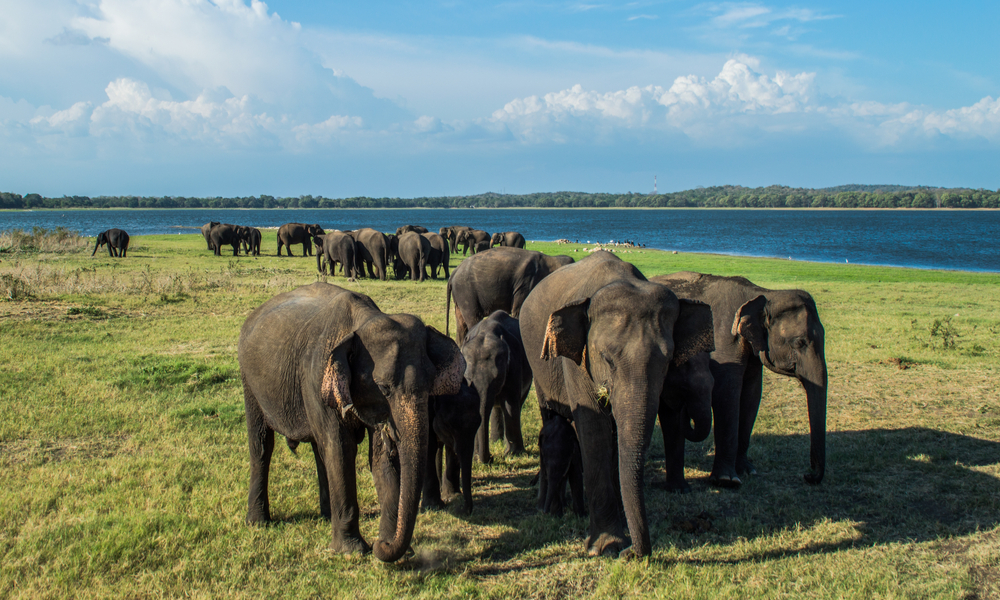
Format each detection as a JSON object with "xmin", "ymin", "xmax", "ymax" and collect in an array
[
  {"xmin": 1, "ymin": 273, "xmax": 31, "ymax": 300},
  {"xmin": 0, "ymin": 227, "xmax": 88, "ymax": 254}
]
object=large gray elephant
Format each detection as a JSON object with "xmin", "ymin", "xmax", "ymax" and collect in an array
[
  {"xmin": 92, "ymin": 229, "xmax": 130, "ymax": 257},
  {"xmin": 457, "ymin": 229, "xmax": 490, "ymax": 255},
  {"xmin": 490, "ymin": 231, "xmax": 526, "ymax": 249},
  {"xmin": 650, "ymin": 272, "xmax": 827, "ymax": 487},
  {"xmin": 210, "ymin": 223, "xmax": 241, "ymax": 256},
  {"xmin": 238, "ymin": 282, "xmax": 465, "ymax": 562},
  {"xmin": 201, "ymin": 221, "xmax": 220, "ymax": 251},
  {"xmin": 421, "ymin": 232, "xmax": 450, "ymax": 279},
  {"xmin": 445, "ymin": 246, "xmax": 574, "ymax": 343},
  {"xmin": 422, "ymin": 379, "xmax": 481, "ymax": 514},
  {"xmin": 277, "ymin": 223, "xmax": 324, "ymax": 257},
  {"xmin": 519, "ymin": 251, "xmax": 715, "ymax": 558},
  {"xmin": 440, "ymin": 226, "xmax": 472, "ymax": 254},
  {"xmin": 462, "ymin": 311, "xmax": 532, "ymax": 464},
  {"xmin": 237, "ymin": 226, "xmax": 261, "ymax": 256},
  {"xmin": 351, "ymin": 228, "xmax": 390, "ymax": 280},
  {"xmin": 315, "ymin": 232, "xmax": 357, "ymax": 280},
  {"xmin": 391, "ymin": 231, "xmax": 430, "ymax": 282}
]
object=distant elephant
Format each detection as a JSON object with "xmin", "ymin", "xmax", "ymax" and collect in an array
[
  {"xmin": 473, "ymin": 240, "xmax": 491, "ymax": 254},
  {"xmin": 201, "ymin": 221, "xmax": 220, "ymax": 251},
  {"xmin": 658, "ymin": 351, "xmax": 714, "ymax": 493},
  {"xmin": 238, "ymin": 282, "xmax": 465, "ymax": 562},
  {"xmin": 277, "ymin": 223, "xmax": 324, "ymax": 257},
  {"xmin": 457, "ymin": 229, "xmax": 490, "ymax": 255},
  {"xmin": 315, "ymin": 232, "xmax": 357, "ymax": 280},
  {"xmin": 396, "ymin": 225, "xmax": 429, "ymax": 235},
  {"xmin": 446, "ymin": 246, "xmax": 574, "ymax": 343},
  {"xmin": 440, "ymin": 226, "xmax": 472, "ymax": 254},
  {"xmin": 491, "ymin": 231, "xmax": 526, "ymax": 249},
  {"xmin": 391, "ymin": 231, "xmax": 430, "ymax": 282},
  {"xmin": 421, "ymin": 232, "xmax": 450, "ymax": 279},
  {"xmin": 92, "ymin": 229, "xmax": 130, "ymax": 257},
  {"xmin": 351, "ymin": 228, "xmax": 390, "ymax": 280},
  {"xmin": 537, "ymin": 409, "xmax": 586, "ymax": 518},
  {"xmin": 650, "ymin": 272, "xmax": 827, "ymax": 488},
  {"xmin": 519, "ymin": 251, "xmax": 715, "ymax": 558},
  {"xmin": 462, "ymin": 311, "xmax": 532, "ymax": 464},
  {"xmin": 210, "ymin": 223, "xmax": 241, "ymax": 256},
  {"xmin": 238, "ymin": 226, "xmax": 261, "ymax": 256},
  {"xmin": 423, "ymin": 379, "xmax": 481, "ymax": 514}
]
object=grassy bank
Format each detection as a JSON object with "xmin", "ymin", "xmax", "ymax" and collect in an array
[{"xmin": 1, "ymin": 233, "xmax": 998, "ymax": 599}]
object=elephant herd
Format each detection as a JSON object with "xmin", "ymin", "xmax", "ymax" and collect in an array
[{"xmin": 239, "ymin": 233, "xmax": 828, "ymax": 562}]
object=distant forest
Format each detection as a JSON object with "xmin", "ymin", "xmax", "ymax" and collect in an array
[{"xmin": 2, "ymin": 185, "xmax": 999, "ymax": 210}]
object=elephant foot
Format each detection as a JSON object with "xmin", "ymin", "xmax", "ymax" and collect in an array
[
  {"xmin": 585, "ymin": 531, "xmax": 628, "ymax": 557},
  {"xmin": 246, "ymin": 508, "xmax": 271, "ymax": 524},
  {"xmin": 421, "ymin": 497, "xmax": 444, "ymax": 511},
  {"xmin": 330, "ymin": 535, "xmax": 371, "ymax": 556},
  {"xmin": 708, "ymin": 472, "xmax": 742, "ymax": 488},
  {"xmin": 735, "ymin": 456, "xmax": 757, "ymax": 477},
  {"xmin": 663, "ymin": 479, "xmax": 692, "ymax": 494}
]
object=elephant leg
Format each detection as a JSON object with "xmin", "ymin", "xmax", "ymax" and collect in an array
[
  {"xmin": 736, "ymin": 361, "xmax": 764, "ymax": 477},
  {"xmin": 475, "ymin": 404, "xmax": 493, "ymax": 464},
  {"xmin": 120, "ymin": 246, "xmax": 127, "ymax": 258},
  {"xmin": 107, "ymin": 245, "xmax": 115, "ymax": 258},
  {"xmin": 443, "ymin": 444, "xmax": 461, "ymax": 497},
  {"xmin": 317, "ymin": 426, "xmax": 368, "ymax": 554},
  {"xmin": 489, "ymin": 405, "xmax": 503, "ymax": 444},
  {"xmin": 568, "ymin": 444, "xmax": 587, "ymax": 517},
  {"xmin": 311, "ymin": 442, "xmax": 332, "ymax": 519},
  {"xmin": 245, "ymin": 392, "xmax": 274, "ymax": 524},
  {"xmin": 501, "ymin": 397, "xmax": 526, "ymax": 456},
  {"xmin": 421, "ymin": 437, "xmax": 444, "ymax": 510},
  {"xmin": 572, "ymin": 406, "xmax": 627, "ymax": 556},
  {"xmin": 709, "ymin": 363, "xmax": 746, "ymax": 487},
  {"xmin": 658, "ymin": 404, "xmax": 690, "ymax": 493}
]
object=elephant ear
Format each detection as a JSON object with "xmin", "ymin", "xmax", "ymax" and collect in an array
[
  {"xmin": 672, "ymin": 299, "xmax": 715, "ymax": 366},
  {"xmin": 541, "ymin": 298, "xmax": 591, "ymax": 365},
  {"xmin": 426, "ymin": 326, "xmax": 466, "ymax": 396},
  {"xmin": 322, "ymin": 332, "xmax": 356, "ymax": 420},
  {"xmin": 732, "ymin": 295, "xmax": 768, "ymax": 354}
]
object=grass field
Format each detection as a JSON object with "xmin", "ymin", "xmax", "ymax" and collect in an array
[{"xmin": 1, "ymin": 231, "xmax": 998, "ymax": 599}]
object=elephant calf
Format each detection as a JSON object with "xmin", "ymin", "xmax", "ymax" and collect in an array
[
  {"xmin": 423, "ymin": 380, "xmax": 481, "ymax": 514},
  {"xmin": 537, "ymin": 409, "xmax": 586, "ymax": 518},
  {"xmin": 92, "ymin": 228, "xmax": 129, "ymax": 257}
]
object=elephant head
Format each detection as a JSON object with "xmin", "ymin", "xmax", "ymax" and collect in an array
[
  {"xmin": 323, "ymin": 316, "xmax": 465, "ymax": 562},
  {"xmin": 732, "ymin": 290, "xmax": 826, "ymax": 483},
  {"xmin": 461, "ymin": 324, "xmax": 511, "ymax": 464},
  {"xmin": 91, "ymin": 232, "xmax": 108, "ymax": 256},
  {"xmin": 490, "ymin": 232, "xmax": 503, "ymax": 247}
]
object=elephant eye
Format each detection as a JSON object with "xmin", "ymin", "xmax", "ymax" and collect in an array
[{"xmin": 793, "ymin": 338, "xmax": 808, "ymax": 350}]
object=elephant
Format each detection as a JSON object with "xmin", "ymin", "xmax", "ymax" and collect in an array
[
  {"xmin": 421, "ymin": 232, "xmax": 450, "ymax": 279},
  {"xmin": 658, "ymin": 351, "xmax": 714, "ymax": 493},
  {"xmin": 649, "ymin": 272, "xmax": 827, "ymax": 488},
  {"xmin": 201, "ymin": 221, "xmax": 220, "ymax": 251},
  {"xmin": 238, "ymin": 282, "xmax": 466, "ymax": 562},
  {"xmin": 519, "ymin": 251, "xmax": 715, "ymax": 558},
  {"xmin": 238, "ymin": 226, "xmax": 261, "ymax": 256},
  {"xmin": 457, "ymin": 229, "xmax": 490, "ymax": 255},
  {"xmin": 440, "ymin": 226, "xmax": 472, "ymax": 254},
  {"xmin": 490, "ymin": 231, "xmax": 526, "ymax": 249},
  {"xmin": 351, "ymin": 228, "xmax": 390, "ymax": 280},
  {"xmin": 445, "ymin": 246, "xmax": 574, "ymax": 343},
  {"xmin": 462, "ymin": 311, "xmax": 532, "ymax": 464},
  {"xmin": 315, "ymin": 232, "xmax": 357, "ymax": 280},
  {"xmin": 92, "ymin": 229, "xmax": 130, "ymax": 257},
  {"xmin": 396, "ymin": 225, "xmax": 429, "ymax": 235},
  {"xmin": 473, "ymin": 240, "xmax": 491, "ymax": 254},
  {"xmin": 390, "ymin": 231, "xmax": 431, "ymax": 282},
  {"xmin": 277, "ymin": 223, "xmax": 324, "ymax": 257},
  {"xmin": 422, "ymin": 379, "xmax": 481, "ymax": 514},
  {"xmin": 210, "ymin": 223, "xmax": 241, "ymax": 256},
  {"xmin": 536, "ymin": 408, "xmax": 586, "ymax": 518}
]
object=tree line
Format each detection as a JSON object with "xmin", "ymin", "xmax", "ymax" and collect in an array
[{"xmin": 3, "ymin": 185, "xmax": 999, "ymax": 210}]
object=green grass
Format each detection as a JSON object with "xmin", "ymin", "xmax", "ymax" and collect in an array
[{"xmin": 1, "ymin": 233, "xmax": 998, "ymax": 599}]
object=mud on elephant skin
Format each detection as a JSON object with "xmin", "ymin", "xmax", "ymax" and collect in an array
[
  {"xmin": 238, "ymin": 282, "xmax": 465, "ymax": 562},
  {"xmin": 423, "ymin": 379, "xmax": 481, "ymax": 514},
  {"xmin": 650, "ymin": 272, "xmax": 827, "ymax": 488},
  {"xmin": 92, "ymin": 228, "xmax": 130, "ymax": 257},
  {"xmin": 519, "ymin": 251, "xmax": 715, "ymax": 559}
]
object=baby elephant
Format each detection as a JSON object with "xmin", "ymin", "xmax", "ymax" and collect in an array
[
  {"xmin": 659, "ymin": 351, "xmax": 715, "ymax": 493},
  {"xmin": 92, "ymin": 228, "xmax": 129, "ymax": 257},
  {"xmin": 537, "ymin": 409, "xmax": 586, "ymax": 517},
  {"xmin": 423, "ymin": 380, "xmax": 482, "ymax": 514}
]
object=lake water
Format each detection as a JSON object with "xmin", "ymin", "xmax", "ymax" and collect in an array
[{"xmin": 1, "ymin": 208, "xmax": 997, "ymax": 273}]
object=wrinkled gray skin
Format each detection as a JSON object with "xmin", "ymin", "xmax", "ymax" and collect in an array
[
  {"xmin": 277, "ymin": 223, "xmax": 324, "ymax": 257},
  {"xmin": 201, "ymin": 221, "xmax": 220, "ymax": 251},
  {"xmin": 440, "ymin": 226, "xmax": 472, "ymax": 254},
  {"xmin": 446, "ymin": 246, "xmax": 574, "ymax": 343},
  {"xmin": 351, "ymin": 228, "xmax": 390, "ymax": 280},
  {"xmin": 210, "ymin": 224, "xmax": 241, "ymax": 256},
  {"xmin": 537, "ymin": 408, "xmax": 586, "ymax": 518},
  {"xmin": 238, "ymin": 282, "xmax": 465, "ymax": 562},
  {"xmin": 519, "ymin": 252, "xmax": 715, "ymax": 558},
  {"xmin": 396, "ymin": 225, "xmax": 429, "ymax": 235},
  {"xmin": 421, "ymin": 232, "xmax": 450, "ymax": 279},
  {"xmin": 457, "ymin": 229, "xmax": 490, "ymax": 255},
  {"xmin": 462, "ymin": 311, "xmax": 532, "ymax": 464},
  {"xmin": 658, "ymin": 351, "xmax": 714, "ymax": 493},
  {"xmin": 391, "ymin": 232, "xmax": 431, "ymax": 282},
  {"xmin": 423, "ymin": 380, "xmax": 481, "ymax": 514},
  {"xmin": 490, "ymin": 231, "xmax": 526, "ymax": 249},
  {"xmin": 92, "ymin": 228, "xmax": 130, "ymax": 257},
  {"xmin": 650, "ymin": 272, "xmax": 827, "ymax": 487},
  {"xmin": 315, "ymin": 232, "xmax": 357, "ymax": 280}
]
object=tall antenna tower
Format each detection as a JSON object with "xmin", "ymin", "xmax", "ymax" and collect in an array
[{"xmin": 654, "ymin": 175, "xmax": 658, "ymax": 195}]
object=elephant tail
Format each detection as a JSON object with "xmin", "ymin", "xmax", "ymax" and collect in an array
[{"xmin": 286, "ymin": 439, "xmax": 299, "ymax": 454}]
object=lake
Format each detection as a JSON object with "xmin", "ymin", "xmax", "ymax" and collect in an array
[{"xmin": 1, "ymin": 208, "xmax": 997, "ymax": 273}]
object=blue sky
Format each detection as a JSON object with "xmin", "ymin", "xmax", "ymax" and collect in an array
[{"xmin": 1, "ymin": 1, "xmax": 997, "ymax": 197}]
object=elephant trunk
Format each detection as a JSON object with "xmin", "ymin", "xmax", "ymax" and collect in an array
[
  {"xmin": 91, "ymin": 236, "xmax": 101, "ymax": 256},
  {"xmin": 682, "ymin": 401, "xmax": 712, "ymax": 442},
  {"xmin": 373, "ymin": 397, "xmax": 428, "ymax": 563},
  {"xmin": 798, "ymin": 354, "xmax": 827, "ymax": 485},
  {"xmin": 614, "ymin": 384, "xmax": 660, "ymax": 558}
]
